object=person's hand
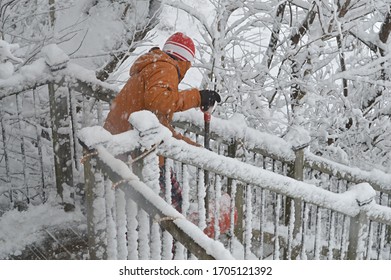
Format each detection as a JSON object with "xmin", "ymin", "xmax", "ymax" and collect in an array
[{"xmin": 199, "ymin": 90, "xmax": 221, "ymax": 112}]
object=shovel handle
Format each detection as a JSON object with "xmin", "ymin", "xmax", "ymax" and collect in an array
[
  {"xmin": 204, "ymin": 111, "xmax": 211, "ymax": 122},
  {"xmin": 203, "ymin": 111, "xmax": 211, "ymax": 220},
  {"xmin": 204, "ymin": 112, "xmax": 211, "ymax": 149}
]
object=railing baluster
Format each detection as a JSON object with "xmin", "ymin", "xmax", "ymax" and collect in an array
[
  {"xmin": 314, "ymin": 206, "xmax": 321, "ymax": 259},
  {"xmin": 115, "ymin": 188, "xmax": 129, "ymax": 259},
  {"xmin": 229, "ymin": 179, "xmax": 237, "ymax": 253},
  {"xmin": 235, "ymin": 184, "xmax": 244, "ymax": 243},
  {"xmin": 182, "ymin": 163, "xmax": 190, "ymax": 216},
  {"xmin": 142, "ymin": 146, "xmax": 161, "ymax": 260},
  {"xmin": 197, "ymin": 168, "xmax": 206, "ymax": 230},
  {"xmin": 126, "ymin": 195, "xmax": 139, "ymax": 260},
  {"xmin": 137, "ymin": 208, "xmax": 150, "ymax": 259},
  {"xmin": 366, "ymin": 221, "xmax": 374, "ymax": 260},
  {"xmin": 300, "ymin": 202, "xmax": 309, "ymax": 260},
  {"xmin": 104, "ymin": 179, "xmax": 117, "ymax": 259},
  {"xmin": 327, "ymin": 210, "xmax": 336, "ymax": 260},
  {"xmin": 214, "ymin": 174, "xmax": 222, "ymax": 240},
  {"xmin": 376, "ymin": 192, "xmax": 386, "ymax": 259},
  {"xmin": 258, "ymin": 188, "xmax": 265, "ymax": 259},
  {"xmin": 273, "ymin": 193, "xmax": 281, "ymax": 259},
  {"xmin": 162, "ymin": 158, "xmax": 173, "ymax": 260},
  {"xmin": 244, "ymin": 184, "xmax": 253, "ymax": 260}
]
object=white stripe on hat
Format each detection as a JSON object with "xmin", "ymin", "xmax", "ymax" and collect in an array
[
  {"xmin": 163, "ymin": 42, "xmax": 194, "ymax": 63},
  {"xmin": 166, "ymin": 40, "xmax": 195, "ymax": 56}
]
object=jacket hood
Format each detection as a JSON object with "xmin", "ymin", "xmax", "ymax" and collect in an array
[{"xmin": 129, "ymin": 47, "xmax": 191, "ymax": 81}]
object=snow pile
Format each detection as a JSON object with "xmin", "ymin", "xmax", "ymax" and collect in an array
[
  {"xmin": 0, "ymin": 40, "xmax": 23, "ymax": 80},
  {"xmin": 283, "ymin": 124, "xmax": 311, "ymax": 150},
  {"xmin": 78, "ymin": 111, "xmax": 172, "ymax": 156},
  {"xmin": 41, "ymin": 44, "xmax": 69, "ymax": 71},
  {"xmin": 0, "ymin": 203, "xmax": 85, "ymax": 259},
  {"xmin": 129, "ymin": 110, "xmax": 172, "ymax": 150}
]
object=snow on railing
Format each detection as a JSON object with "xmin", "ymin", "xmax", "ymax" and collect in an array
[
  {"xmin": 78, "ymin": 111, "xmax": 235, "ymax": 260},
  {"xmin": 172, "ymin": 110, "xmax": 391, "ymax": 195},
  {"xmin": 172, "ymin": 110, "xmax": 391, "ymax": 259},
  {"xmin": 158, "ymin": 133, "xmax": 391, "ymax": 260}
]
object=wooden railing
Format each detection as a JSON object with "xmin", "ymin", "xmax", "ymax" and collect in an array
[
  {"xmin": 159, "ymin": 131, "xmax": 391, "ymax": 259},
  {"xmin": 78, "ymin": 112, "xmax": 234, "ymax": 260},
  {"xmin": 77, "ymin": 112, "xmax": 391, "ymax": 260},
  {"xmin": 172, "ymin": 111, "xmax": 391, "ymax": 196},
  {"xmin": 170, "ymin": 111, "xmax": 391, "ymax": 259},
  {"xmin": 0, "ymin": 46, "xmax": 117, "ymax": 212}
]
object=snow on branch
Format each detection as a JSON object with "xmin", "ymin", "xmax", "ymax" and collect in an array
[
  {"xmin": 0, "ymin": 58, "xmax": 52, "ymax": 100},
  {"xmin": 0, "ymin": 44, "xmax": 118, "ymax": 102},
  {"xmin": 164, "ymin": 0, "xmax": 213, "ymax": 38}
]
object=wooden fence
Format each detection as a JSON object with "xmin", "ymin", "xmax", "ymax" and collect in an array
[
  {"xmin": 0, "ymin": 52, "xmax": 116, "ymax": 213},
  {"xmin": 78, "ymin": 112, "xmax": 391, "ymax": 260}
]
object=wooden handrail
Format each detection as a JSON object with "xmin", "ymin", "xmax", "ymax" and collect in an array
[
  {"xmin": 79, "ymin": 140, "xmax": 234, "ymax": 260},
  {"xmin": 173, "ymin": 115, "xmax": 391, "ymax": 195}
]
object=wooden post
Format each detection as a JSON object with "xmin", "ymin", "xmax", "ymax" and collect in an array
[
  {"xmin": 226, "ymin": 140, "xmax": 237, "ymax": 194},
  {"xmin": 347, "ymin": 211, "xmax": 369, "ymax": 260},
  {"xmin": 285, "ymin": 146, "xmax": 305, "ymax": 259},
  {"xmin": 48, "ymin": 83, "xmax": 74, "ymax": 206},
  {"xmin": 83, "ymin": 149, "xmax": 97, "ymax": 259},
  {"xmin": 286, "ymin": 147, "xmax": 304, "ymax": 230},
  {"xmin": 83, "ymin": 147, "xmax": 107, "ymax": 260},
  {"xmin": 225, "ymin": 140, "xmax": 244, "ymax": 242},
  {"xmin": 235, "ymin": 184, "xmax": 244, "ymax": 243},
  {"xmin": 346, "ymin": 183, "xmax": 375, "ymax": 260}
]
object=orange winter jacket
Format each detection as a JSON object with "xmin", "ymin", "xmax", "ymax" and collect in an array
[{"xmin": 103, "ymin": 47, "xmax": 201, "ymax": 146}]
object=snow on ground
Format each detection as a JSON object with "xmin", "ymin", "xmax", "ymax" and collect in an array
[{"xmin": 0, "ymin": 203, "xmax": 85, "ymax": 259}]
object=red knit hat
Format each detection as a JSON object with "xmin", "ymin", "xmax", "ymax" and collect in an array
[{"xmin": 162, "ymin": 32, "xmax": 195, "ymax": 63}]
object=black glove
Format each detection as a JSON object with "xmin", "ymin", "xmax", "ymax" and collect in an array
[{"xmin": 199, "ymin": 90, "xmax": 221, "ymax": 112}]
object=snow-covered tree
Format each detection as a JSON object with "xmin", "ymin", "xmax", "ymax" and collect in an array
[
  {"xmin": 0, "ymin": 0, "xmax": 161, "ymax": 81},
  {"xmin": 166, "ymin": 0, "xmax": 391, "ymax": 171}
]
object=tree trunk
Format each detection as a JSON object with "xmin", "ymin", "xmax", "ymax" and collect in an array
[{"xmin": 48, "ymin": 83, "xmax": 74, "ymax": 204}]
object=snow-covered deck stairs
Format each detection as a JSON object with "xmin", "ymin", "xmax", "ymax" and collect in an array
[{"xmin": 1, "ymin": 44, "xmax": 391, "ymax": 259}]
